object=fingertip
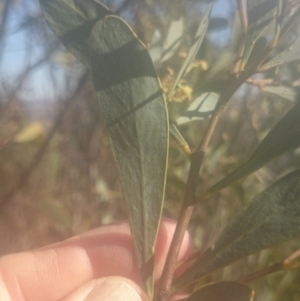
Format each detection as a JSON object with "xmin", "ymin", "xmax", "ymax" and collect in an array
[{"xmin": 61, "ymin": 277, "xmax": 148, "ymax": 301}]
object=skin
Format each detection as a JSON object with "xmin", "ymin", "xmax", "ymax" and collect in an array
[{"xmin": 0, "ymin": 218, "xmax": 193, "ymax": 301}]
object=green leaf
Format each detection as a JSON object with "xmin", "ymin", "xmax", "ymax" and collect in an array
[
  {"xmin": 149, "ymin": 29, "xmax": 162, "ymax": 63},
  {"xmin": 206, "ymin": 51, "xmax": 236, "ymax": 81},
  {"xmin": 159, "ymin": 18, "xmax": 184, "ymax": 64},
  {"xmin": 261, "ymin": 85, "xmax": 297, "ymax": 102},
  {"xmin": 247, "ymin": 0, "xmax": 277, "ymax": 30},
  {"xmin": 176, "ymin": 92, "xmax": 219, "ymax": 126},
  {"xmin": 39, "ymin": 0, "xmax": 112, "ymax": 66},
  {"xmin": 186, "ymin": 281, "xmax": 254, "ymax": 301},
  {"xmin": 242, "ymin": 16, "xmax": 276, "ymax": 69},
  {"xmin": 169, "ymin": 4, "xmax": 211, "ymax": 95},
  {"xmin": 89, "ymin": 16, "xmax": 169, "ymax": 298},
  {"xmin": 201, "ymin": 100, "xmax": 300, "ymax": 197},
  {"xmin": 176, "ymin": 170, "xmax": 300, "ymax": 289},
  {"xmin": 169, "ymin": 123, "xmax": 191, "ymax": 156},
  {"xmin": 228, "ymin": 11, "xmax": 243, "ymax": 51},
  {"xmin": 260, "ymin": 35, "xmax": 300, "ymax": 71}
]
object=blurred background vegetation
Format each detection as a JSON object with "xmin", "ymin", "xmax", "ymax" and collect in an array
[{"xmin": 0, "ymin": 0, "xmax": 300, "ymax": 300}]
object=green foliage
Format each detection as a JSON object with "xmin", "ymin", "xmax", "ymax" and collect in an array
[
  {"xmin": 261, "ymin": 85, "xmax": 297, "ymax": 102},
  {"xmin": 201, "ymin": 101, "xmax": 300, "ymax": 199},
  {"xmin": 159, "ymin": 18, "xmax": 184, "ymax": 64},
  {"xmin": 260, "ymin": 34, "xmax": 300, "ymax": 71},
  {"xmin": 169, "ymin": 4, "xmax": 212, "ymax": 96},
  {"xmin": 34, "ymin": 0, "xmax": 300, "ymax": 300},
  {"xmin": 247, "ymin": 0, "xmax": 277, "ymax": 29},
  {"xmin": 176, "ymin": 169, "xmax": 300, "ymax": 289},
  {"xmin": 39, "ymin": 0, "xmax": 112, "ymax": 66},
  {"xmin": 176, "ymin": 92, "xmax": 219, "ymax": 126}
]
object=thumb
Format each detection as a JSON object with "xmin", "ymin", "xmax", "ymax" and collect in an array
[{"xmin": 61, "ymin": 277, "xmax": 148, "ymax": 301}]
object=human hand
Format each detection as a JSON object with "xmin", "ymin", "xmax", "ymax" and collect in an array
[{"xmin": 0, "ymin": 218, "xmax": 192, "ymax": 301}]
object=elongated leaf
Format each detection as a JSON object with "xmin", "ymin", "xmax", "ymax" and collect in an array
[
  {"xmin": 206, "ymin": 51, "xmax": 236, "ymax": 80},
  {"xmin": 201, "ymin": 100, "xmax": 300, "ymax": 198},
  {"xmin": 169, "ymin": 123, "xmax": 191, "ymax": 156},
  {"xmin": 176, "ymin": 92, "xmax": 219, "ymax": 126},
  {"xmin": 14, "ymin": 122, "xmax": 45, "ymax": 143},
  {"xmin": 262, "ymin": 85, "xmax": 297, "ymax": 102},
  {"xmin": 39, "ymin": 0, "xmax": 112, "ymax": 66},
  {"xmin": 229, "ymin": 11, "xmax": 243, "ymax": 51},
  {"xmin": 186, "ymin": 281, "xmax": 254, "ymax": 301},
  {"xmin": 242, "ymin": 16, "xmax": 276, "ymax": 69},
  {"xmin": 176, "ymin": 170, "xmax": 300, "ymax": 289},
  {"xmin": 149, "ymin": 29, "xmax": 162, "ymax": 63},
  {"xmin": 169, "ymin": 4, "xmax": 211, "ymax": 95},
  {"xmin": 89, "ymin": 16, "xmax": 168, "ymax": 297},
  {"xmin": 159, "ymin": 18, "xmax": 184, "ymax": 64},
  {"xmin": 247, "ymin": 0, "xmax": 277, "ymax": 29},
  {"xmin": 260, "ymin": 35, "xmax": 300, "ymax": 71}
]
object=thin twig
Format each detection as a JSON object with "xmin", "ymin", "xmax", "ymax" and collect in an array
[
  {"xmin": 232, "ymin": 0, "xmax": 248, "ymax": 73},
  {"xmin": 0, "ymin": 0, "xmax": 10, "ymax": 41},
  {"xmin": 155, "ymin": 152, "xmax": 204, "ymax": 301},
  {"xmin": 169, "ymin": 123, "xmax": 192, "ymax": 158},
  {"xmin": 236, "ymin": 0, "xmax": 248, "ymax": 35},
  {"xmin": 270, "ymin": 0, "xmax": 283, "ymax": 48},
  {"xmin": 238, "ymin": 262, "xmax": 284, "ymax": 283},
  {"xmin": 0, "ymin": 0, "xmax": 11, "ymax": 64},
  {"xmin": 239, "ymin": 248, "xmax": 300, "ymax": 283},
  {"xmin": 246, "ymin": 78, "xmax": 275, "ymax": 87}
]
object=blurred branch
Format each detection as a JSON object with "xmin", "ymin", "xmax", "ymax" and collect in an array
[
  {"xmin": 0, "ymin": 70, "xmax": 89, "ymax": 208},
  {"xmin": 233, "ymin": 0, "xmax": 247, "ymax": 73},
  {"xmin": 0, "ymin": 0, "xmax": 11, "ymax": 62},
  {"xmin": 236, "ymin": 0, "xmax": 247, "ymax": 35},
  {"xmin": 238, "ymin": 248, "xmax": 300, "ymax": 283},
  {"xmin": 246, "ymin": 78, "xmax": 275, "ymax": 87},
  {"xmin": 0, "ymin": 0, "xmax": 10, "ymax": 41},
  {"xmin": 238, "ymin": 262, "xmax": 284, "ymax": 283},
  {"xmin": 0, "ymin": 42, "xmax": 60, "ymax": 118}
]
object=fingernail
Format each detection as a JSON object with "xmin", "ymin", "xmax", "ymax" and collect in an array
[{"xmin": 83, "ymin": 278, "xmax": 143, "ymax": 301}]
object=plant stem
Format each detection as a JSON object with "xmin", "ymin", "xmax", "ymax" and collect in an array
[
  {"xmin": 239, "ymin": 248, "xmax": 300, "ymax": 283},
  {"xmin": 155, "ymin": 67, "xmax": 256, "ymax": 301},
  {"xmin": 169, "ymin": 123, "xmax": 192, "ymax": 158},
  {"xmin": 233, "ymin": 0, "xmax": 247, "ymax": 73},
  {"xmin": 155, "ymin": 6, "xmax": 300, "ymax": 299},
  {"xmin": 238, "ymin": 262, "xmax": 284, "ymax": 283},
  {"xmin": 236, "ymin": 0, "xmax": 248, "ymax": 36},
  {"xmin": 155, "ymin": 152, "xmax": 203, "ymax": 301}
]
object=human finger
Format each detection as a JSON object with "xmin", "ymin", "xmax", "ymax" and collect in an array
[
  {"xmin": 0, "ymin": 218, "xmax": 192, "ymax": 301},
  {"xmin": 60, "ymin": 277, "xmax": 148, "ymax": 301}
]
